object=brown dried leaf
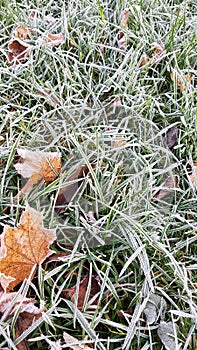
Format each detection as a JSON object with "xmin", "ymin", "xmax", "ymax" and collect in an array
[
  {"xmin": 62, "ymin": 274, "xmax": 101, "ymax": 310},
  {"xmin": 0, "ymin": 273, "xmax": 43, "ymax": 350},
  {"xmin": 63, "ymin": 333, "xmax": 93, "ymax": 350},
  {"xmin": 166, "ymin": 125, "xmax": 178, "ymax": 149},
  {"xmin": 37, "ymin": 88, "xmax": 60, "ymax": 106},
  {"xmin": 39, "ymin": 33, "xmax": 64, "ymax": 47},
  {"xmin": 55, "ymin": 162, "xmax": 105, "ymax": 214},
  {"xmin": 13, "ymin": 25, "xmax": 32, "ymax": 40},
  {"xmin": 117, "ymin": 8, "xmax": 130, "ymax": 50},
  {"xmin": 152, "ymin": 175, "xmax": 178, "ymax": 202},
  {"xmin": 150, "ymin": 42, "xmax": 166, "ymax": 64},
  {"xmin": 14, "ymin": 149, "xmax": 62, "ymax": 194},
  {"xmin": 0, "ymin": 205, "xmax": 56, "ymax": 291},
  {"xmin": 120, "ymin": 8, "xmax": 130, "ymax": 29},
  {"xmin": 170, "ymin": 71, "xmax": 193, "ymax": 93},
  {"xmin": 139, "ymin": 52, "xmax": 150, "ymax": 67},
  {"xmin": 189, "ymin": 162, "xmax": 197, "ymax": 189},
  {"xmin": 7, "ymin": 39, "xmax": 30, "ymax": 64}
]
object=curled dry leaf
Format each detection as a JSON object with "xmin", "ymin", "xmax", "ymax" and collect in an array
[
  {"xmin": 14, "ymin": 149, "xmax": 61, "ymax": 194},
  {"xmin": 150, "ymin": 42, "xmax": 166, "ymax": 64},
  {"xmin": 166, "ymin": 125, "xmax": 178, "ymax": 149},
  {"xmin": 188, "ymin": 162, "xmax": 197, "ymax": 189},
  {"xmin": 7, "ymin": 39, "xmax": 30, "ymax": 64},
  {"xmin": 37, "ymin": 87, "xmax": 60, "ymax": 106},
  {"xmin": 139, "ymin": 52, "xmax": 150, "ymax": 67},
  {"xmin": 117, "ymin": 8, "xmax": 130, "ymax": 50},
  {"xmin": 38, "ymin": 33, "xmax": 64, "ymax": 47},
  {"xmin": 170, "ymin": 71, "xmax": 193, "ymax": 93},
  {"xmin": 55, "ymin": 162, "xmax": 105, "ymax": 214},
  {"xmin": 13, "ymin": 25, "xmax": 32, "ymax": 40},
  {"xmin": 63, "ymin": 333, "xmax": 93, "ymax": 350},
  {"xmin": 120, "ymin": 8, "xmax": 130, "ymax": 29},
  {"xmin": 50, "ymin": 340, "xmax": 62, "ymax": 350},
  {"xmin": 152, "ymin": 175, "xmax": 178, "ymax": 202},
  {"xmin": 0, "ymin": 272, "xmax": 43, "ymax": 350},
  {"xmin": 139, "ymin": 42, "xmax": 165, "ymax": 67},
  {"xmin": 0, "ymin": 205, "xmax": 56, "ymax": 291},
  {"xmin": 62, "ymin": 274, "xmax": 101, "ymax": 310}
]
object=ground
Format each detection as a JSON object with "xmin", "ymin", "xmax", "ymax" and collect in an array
[{"xmin": 0, "ymin": 0, "xmax": 197, "ymax": 349}]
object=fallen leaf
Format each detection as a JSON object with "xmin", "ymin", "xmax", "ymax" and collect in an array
[
  {"xmin": 166, "ymin": 125, "xmax": 178, "ymax": 149},
  {"xmin": 157, "ymin": 321, "xmax": 179, "ymax": 350},
  {"xmin": 170, "ymin": 71, "xmax": 193, "ymax": 93},
  {"xmin": 0, "ymin": 205, "xmax": 56, "ymax": 291},
  {"xmin": 62, "ymin": 274, "xmax": 101, "ymax": 310},
  {"xmin": 144, "ymin": 294, "xmax": 167, "ymax": 325},
  {"xmin": 150, "ymin": 42, "xmax": 166, "ymax": 65},
  {"xmin": 113, "ymin": 135, "xmax": 127, "ymax": 148},
  {"xmin": 117, "ymin": 8, "xmax": 130, "ymax": 50},
  {"xmin": 55, "ymin": 162, "xmax": 104, "ymax": 214},
  {"xmin": 44, "ymin": 252, "xmax": 70, "ymax": 264},
  {"xmin": 38, "ymin": 33, "xmax": 64, "ymax": 47},
  {"xmin": 50, "ymin": 340, "xmax": 62, "ymax": 350},
  {"xmin": 139, "ymin": 52, "xmax": 150, "ymax": 67},
  {"xmin": 152, "ymin": 175, "xmax": 178, "ymax": 202},
  {"xmin": 140, "ymin": 42, "xmax": 165, "ymax": 67},
  {"xmin": 37, "ymin": 87, "xmax": 60, "ymax": 106},
  {"xmin": 120, "ymin": 8, "xmax": 130, "ymax": 29},
  {"xmin": 14, "ymin": 149, "xmax": 62, "ymax": 194},
  {"xmin": 7, "ymin": 39, "xmax": 30, "ymax": 64},
  {"xmin": 188, "ymin": 162, "xmax": 197, "ymax": 189},
  {"xmin": 63, "ymin": 332, "xmax": 93, "ymax": 350},
  {"xmin": 0, "ymin": 273, "xmax": 43, "ymax": 350},
  {"xmin": 13, "ymin": 25, "xmax": 32, "ymax": 40}
]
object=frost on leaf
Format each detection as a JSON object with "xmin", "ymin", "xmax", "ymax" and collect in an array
[
  {"xmin": 188, "ymin": 162, "xmax": 197, "ymax": 189},
  {"xmin": 0, "ymin": 205, "xmax": 56, "ymax": 291},
  {"xmin": 117, "ymin": 8, "xmax": 130, "ymax": 50},
  {"xmin": 0, "ymin": 272, "xmax": 43, "ymax": 349},
  {"xmin": 62, "ymin": 274, "xmax": 101, "ymax": 309},
  {"xmin": 157, "ymin": 321, "xmax": 180, "ymax": 350},
  {"xmin": 13, "ymin": 25, "xmax": 32, "ymax": 40},
  {"xmin": 166, "ymin": 125, "xmax": 178, "ymax": 149},
  {"xmin": 152, "ymin": 175, "xmax": 178, "ymax": 202},
  {"xmin": 38, "ymin": 33, "xmax": 64, "ymax": 47},
  {"xmin": 14, "ymin": 149, "xmax": 62, "ymax": 193},
  {"xmin": 63, "ymin": 332, "xmax": 93, "ymax": 350},
  {"xmin": 170, "ymin": 71, "xmax": 193, "ymax": 93},
  {"xmin": 144, "ymin": 294, "xmax": 167, "ymax": 324}
]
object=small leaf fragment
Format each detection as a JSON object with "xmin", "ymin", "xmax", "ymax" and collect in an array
[
  {"xmin": 117, "ymin": 8, "xmax": 130, "ymax": 50},
  {"xmin": 63, "ymin": 332, "xmax": 93, "ymax": 350},
  {"xmin": 166, "ymin": 125, "xmax": 178, "ymax": 149},
  {"xmin": 188, "ymin": 162, "xmax": 197, "ymax": 189},
  {"xmin": 13, "ymin": 25, "xmax": 32, "ymax": 40},
  {"xmin": 157, "ymin": 321, "xmax": 179, "ymax": 350},
  {"xmin": 152, "ymin": 175, "xmax": 178, "ymax": 202},
  {"xmin": 144, "ymin": 294, "xmax": 167, "ymax": 324},
  {"xmin": 38, "ymin": 33, "xmax": 64, "ymax": 47},
  {"xmin": 62, "ymin": 273, "xmax": 101, "ymax": 309},
  {"xmin": 7, "ymin": 39, "xmax": 30, "ymax": 64},
  {"xmin": 170, "ymin": 71, "xmax": 193, "ymax": 93},
  {"xmin": 139, "ymin": 52, "xmax": 150, "ymax": 67}
]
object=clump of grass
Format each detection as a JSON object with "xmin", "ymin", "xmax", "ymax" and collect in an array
[{"xmin": 0, "ymin": 0, "xmax": 196, "ymax": 349}]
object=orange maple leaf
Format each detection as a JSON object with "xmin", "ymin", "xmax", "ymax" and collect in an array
[
  {"xmin": 0, "ymin": 205, "xmax": 56, "ymax": 291},
  {"xmin": 14, "ymin": 149, "xmax": 62, "ymax": 193}
]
